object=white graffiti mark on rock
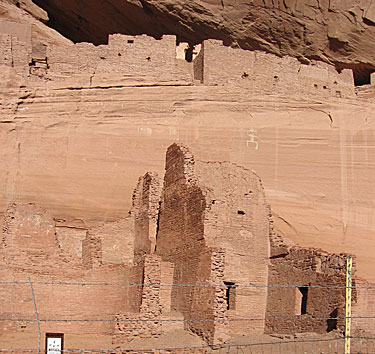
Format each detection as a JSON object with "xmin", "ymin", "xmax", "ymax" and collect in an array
[
  {"xmin": 138, "ymin": 127, "xmax": 153, "ymax": 136},
  {"xmin": 246, "ymin": 128, "xmax": 258, "ymax": 149}
]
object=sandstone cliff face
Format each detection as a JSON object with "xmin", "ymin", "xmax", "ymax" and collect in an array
[
  {"xmin": 16, "ymin": 0, "xmax": 375, "ymax": 84},
  {"xmin": 0, "ymin": 0, "xmax": 71, "ymax": 46},
  {"xmin": 1, "ymin": 0, "xmax": 375, "ymax": 303},
  {"xmin": 0, "ymin": 21, "xmax": 374, "ymax": 287}
]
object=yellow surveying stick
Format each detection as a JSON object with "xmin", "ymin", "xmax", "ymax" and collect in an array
[{"xmin": 345, "ymin": 256, "xmax": 353, "ymax": 354}]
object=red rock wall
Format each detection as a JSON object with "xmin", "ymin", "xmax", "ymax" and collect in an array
[
  {"xmin": 194, "ymin": 160, "xmax": 271, "ymax": 339},
  {"xmin": 113, "ymin": 254, "xmax": 163, "ymax": 343},
  {"xmin": 156, "ymin": 143, "xmax": 271, "ymax": 344},
  {"xmin": 265, "ymin": 233, "xmax": 350, "ymax": 334},
  {"xmin": 352, "ymin": 279, "xmax": 375, "ymax": 335},
  {"xmin": 132, "ymin": 172, "xmax": 162, "ymax": 259},
  {"xmin": 199, "ymin": 39, "xmax": 354, "ymax": 98},
  {"xmin": 0, "ymin": 203, "xmax": 139, "ymax": 335}
]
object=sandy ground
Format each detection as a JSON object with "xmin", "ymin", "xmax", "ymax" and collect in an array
[{"xmin": 2, "ymin": 330, "xmax": 372, "ymax": 353}]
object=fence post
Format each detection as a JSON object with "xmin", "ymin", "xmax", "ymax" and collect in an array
[
  {"xmin": 28, "ymin": 276, "xmax": 41, "ymax": 354},
  {"xmin": 345, "ymin": 256, "xmax": 353, "ymax": 354}
]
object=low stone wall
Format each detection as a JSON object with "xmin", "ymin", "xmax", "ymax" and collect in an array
[
  {"xmin": 0, "ymin": 203, "xmax": 138, "ymax": 335},
  {"xmin": 265, "ymin": 233, "xmax": 350, "ymax": 334},
  {"xmin": 113, "ymin": 255, "xmax": 163, "ymax": 343}
]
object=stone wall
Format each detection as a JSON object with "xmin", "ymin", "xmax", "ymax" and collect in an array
[
  {"xmin": 113, "ymin": 254, "xmax": 176, "ymax": 344},
  {"xmin": 0, "ymin": 34, "xmax": 13, "ymax": 67},
  {"xmin": 156, "ymin": 143, "xmax": 271, "ymax": 344},
  {"xmin": 196, "ymin": 39, "xmax": 355, "ymax": 98},
  {"xmin": 0, "ymin": 203, "xmax": 138, "ymax": 335},
  {"xmin": 0, "ymin": 19, "xmax": 357, "ymax": 98},
  {"xmin": 113, "ymin": 254, "xmax": 163, "ymax": 344},
  {"xmin": 195, "ymin": 160, "xmax": 271, "ymax": 339},
  {"xmin": 0, "ymin": 19, "xmax": 32, "ymax": 44},
  {"xmin": 0, "ymin": 34, "xmax": 30, "ymax": 76},
  {"xmin": 156, "ymin": 143, "xmax": 215, "ymax": 342},
  {"xmin": 88, "ymin": 218, "xmax": 134, "ymax": 266},
  {"xmin": 55, "ymin": 226, "xmax": 87, "ymax": 259},
  {"xmin": 46, "ymin": 34, "xmax": 193, "ymax": 84},
  {"xmin": 352, "ymin": 279, "xmax": 375, "ymax": 336},
  {"xmin": 132, "ymin": 172, "xmax": 162, "ymax": 259},
  {"xmin": 0, "ymin": 20, "xmax": 31, "ymax": 76},
  {"xmin": 265, "ymin": 232, "xmax": 350, "ymax": 334}
]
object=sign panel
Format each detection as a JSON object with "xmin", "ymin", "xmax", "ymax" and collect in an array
[{"xmin": 45, "ymin": 333, "xmax": 64, "ymax": 354}]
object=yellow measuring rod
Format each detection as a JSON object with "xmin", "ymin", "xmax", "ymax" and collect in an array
[{"xmin": 345, "ymin": 256, "xmax": 353, "ymax": 354}]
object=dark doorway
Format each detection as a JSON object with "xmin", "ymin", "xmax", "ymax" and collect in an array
[
  {"xmin": 185, "ymin": 46, "xmax": 193, "ymax": 62},
  {"xmin": 327, "ymin": 308, "xmax": 338, "ymax": 332},
  {"xmin": 224, "ymin": 281, "xmax": 236, "ymax": 310},
  {"xmin": 298, "ymin": 286, "xmax": 308, "ymax": 315},
  {"xmin": 353, "ymin": 68, "xmax": 374, "ymax": 86}
]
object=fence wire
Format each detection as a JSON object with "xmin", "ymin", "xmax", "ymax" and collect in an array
[
  {"xmin": 0, "ymin": 315, "xmax": 374, "ymax": 323},
  {"xmin": 1, "ymin": 280, "xmax": 374, "ymax": 289},
  {"xmin": 1, "ymin": 278, "xmax": 374, "ymax": 353}
]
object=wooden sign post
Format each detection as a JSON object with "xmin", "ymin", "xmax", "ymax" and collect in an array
[{"xmin": 345, "ymin": 257, "xmax": 352, "ymax": 354}]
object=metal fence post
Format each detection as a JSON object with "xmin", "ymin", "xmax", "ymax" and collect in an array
[{"xmin": 28, "ymin": 276, "xmax": 41, "ymax": 354}]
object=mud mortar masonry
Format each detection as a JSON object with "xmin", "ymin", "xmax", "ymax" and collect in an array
[
  {"xmin": 0, "ymin": 19, "xmax": 354, "ymax": 98},
  {"xmin": 1, "ymin": 6, "xmax": 375, "ymax": 351},
  {"xmin": 1, "ymin": 144, "xmax": 372, "ymax": 346}
]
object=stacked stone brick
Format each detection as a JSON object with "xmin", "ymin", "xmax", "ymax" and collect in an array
[
  {"xmin": 0, "ymin": 18, "xmax": 355, "ymax": 98},
  {"xmin": 266, "ymin": 231, "xmax": 350, "ymax": 334},
  {"xmin": 113, "ymin": 255, "xmax": 163, "ymax": 343},
  {"xmin": 1, "ymin": 143, "xmax": 373, "ymax": 349}
]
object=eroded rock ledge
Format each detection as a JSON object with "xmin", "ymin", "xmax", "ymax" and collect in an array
[{"xmin": 18, "ymin": 0, "xmax": 375, "ymax": 84}]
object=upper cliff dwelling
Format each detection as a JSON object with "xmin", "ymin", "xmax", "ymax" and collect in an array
[
  {"xmin": 18, "ymin": 0, "xmax": 375, "ymax": 87},
  {"xmin": 0, "ymin": 18, "xmax": 357, "ymax": 98}
]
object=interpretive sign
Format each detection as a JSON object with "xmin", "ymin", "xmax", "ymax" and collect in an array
[{"xmin": 45, "ymin": 333, "xmax": 64, "ymax": 354}]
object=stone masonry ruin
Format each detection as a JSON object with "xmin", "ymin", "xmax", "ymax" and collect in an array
[
  {"xmin": 1, "ymin": 143, "xmax": 373, "ymax": 347},
  {"xmin": 2, "ymin": 12, "xmax": 375, "ymax": 350},
  {"xmin": 0, "ymin": 18, "xmax": 355, "ymax": 98}
]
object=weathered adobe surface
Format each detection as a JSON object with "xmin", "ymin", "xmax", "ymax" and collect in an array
[
  {"xmin": 3, "ymin": 143, "xmax": 371, "ymax": 347},
  {"xmin": 0, "ymin": 4, "xmax": 375, "ymax": 340},
  {"xmin": 155, "ymin": 143, "xmax": 271, "ymax": 343},
  {"xmin": 0, "ymin": 22, "xmax": 374, "ymax": 286},
  {"xmin": 0, "ymin": 0, "xmax": 70, "ymax": 46},
  {"xmin": 0, "ymin": 204, "xmax": 139, "ymax": 336},
  {"xmin": 4, "ymin": 0, "xmax": 375, "ymax": 83}
]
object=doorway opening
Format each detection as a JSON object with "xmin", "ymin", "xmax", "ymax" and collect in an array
[
  {"xmin": 224, "ymin": 281, "xmax": 236, "ymax": 310},
  {"xmin": 295, "ymin": 286, "xmax": 308, "ymax": 315}
]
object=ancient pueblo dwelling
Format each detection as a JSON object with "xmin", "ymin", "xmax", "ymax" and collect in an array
[{"xmin": 1, "ymin": 0, "xmax": 375, "ymax": 352}]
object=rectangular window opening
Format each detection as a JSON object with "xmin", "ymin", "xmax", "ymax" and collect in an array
[
  {"xmin": 224, "ymin": 281, "xmax": 236, "ymax": 310},
  {"xmin": 327, "ymin": 308, "xmax": 338, "ymax": 332},
  {"xmin": 295, "ymin": 286, "xmax": 308, "ymax": 315}
]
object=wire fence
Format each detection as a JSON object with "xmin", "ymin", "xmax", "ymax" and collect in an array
[
  {"xmin": 1, "ymin": 280, "xmax": 374, "ymax": 289},
  {"xmin": 1, "ymin": 279, "xmax": 374, "ymax": 353},
  {"xmin": 1, "ymin": 315, "xmax": 375, "ymax": 324}
]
